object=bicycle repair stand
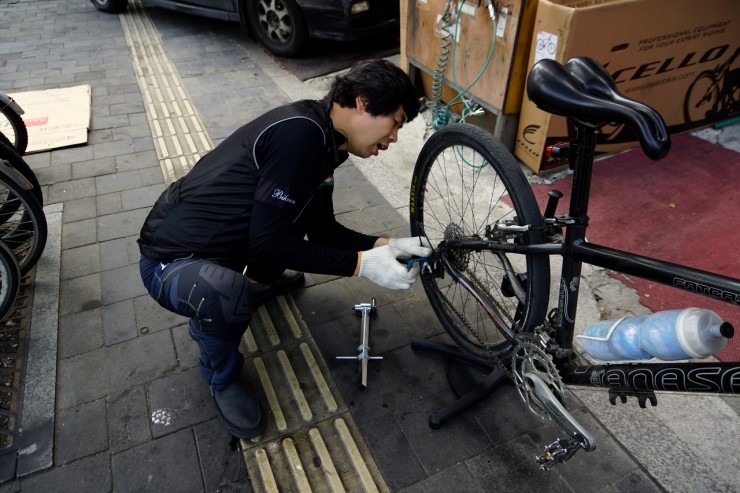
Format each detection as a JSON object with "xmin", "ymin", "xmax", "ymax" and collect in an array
[
  {"xmin": 411, "ymin": 340, "xmax": 508, "ymax": 429},
  {"xmin": 336, "ymin": 299, "xmax": 383, "ymax": 388}
]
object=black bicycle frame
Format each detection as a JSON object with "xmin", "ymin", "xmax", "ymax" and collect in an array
[{"xmin": 454, "ymin": 120, "xmax": 740, "ymax": 394}]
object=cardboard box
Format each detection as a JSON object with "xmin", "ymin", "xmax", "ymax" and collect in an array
[
  {"xmin": 514, "ymin": 0, "xmax": 740, "ymax": 174},
  {"xmin": 406, "ymin": 0, "xmax": 538, "ymax": 115}
]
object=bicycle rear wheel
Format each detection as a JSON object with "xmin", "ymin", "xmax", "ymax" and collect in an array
[
  {"xmin": 410, "ymin": 124, "xmax": 550, "ymax": 361},
  {"xmin": 0, "ymin": 169, "xmax": 47, "ymax": 274},
  {"xmin": 0, "ymin": 240, "xmax": 20, "ymax": 322}
]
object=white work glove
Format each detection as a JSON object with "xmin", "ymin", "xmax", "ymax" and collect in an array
[
  {"xmin": 388, "ymin": 236, "xmax": 433, "ymax": 259},
  {"xmin": 358, "ymin": 245, "xmax": 420, "ymax": 290}
]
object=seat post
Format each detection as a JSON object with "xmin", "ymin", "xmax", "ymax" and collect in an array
[{"xmin": 556, "ymin": 119, "xmax": 599, "ymax": 349}]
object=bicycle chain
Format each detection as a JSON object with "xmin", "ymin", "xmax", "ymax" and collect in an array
[{"xmin": 436, "ymin": 265, "xmax": 565, "ymax": 414}]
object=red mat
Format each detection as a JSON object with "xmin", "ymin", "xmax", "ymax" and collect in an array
[{"xmin": 528, "ymin": 134, "xmax": 740, "ymax": 362}]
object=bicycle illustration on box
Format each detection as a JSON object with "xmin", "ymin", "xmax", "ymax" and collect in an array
[
  {"xmin": 684, "ymin": 46, "xmax": 739, "ymax": 124},
  {"xmin": 409, "ymin": 55, "xmax": 739, "ymax": 468}
]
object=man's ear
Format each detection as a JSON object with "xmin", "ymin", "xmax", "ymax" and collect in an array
[{"xmin": 355, "ymin": 95, "xmax": 367, "ymax": 113}]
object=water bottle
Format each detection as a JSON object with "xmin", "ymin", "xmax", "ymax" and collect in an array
[{"xmin": 578, "ymin": 308, "xmax": 734, "ymax": 361}]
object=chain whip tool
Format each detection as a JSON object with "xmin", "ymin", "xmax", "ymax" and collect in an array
[{"xmin": 336, "ymin": 299, "xmax": 383, "ymax": 388}]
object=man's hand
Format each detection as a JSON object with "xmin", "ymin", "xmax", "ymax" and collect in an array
[
  {"xmin": 389, "ymin": 236, "xmax": 433, "ymax": 259},
  {"xmin": 358, "ymin": 245, "xmax": 420, "ymax": 290}
]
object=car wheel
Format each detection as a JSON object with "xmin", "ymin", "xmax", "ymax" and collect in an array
[
  {"xmin": 246, "ymin": 0, "xmax": 308, "ymax": 57},
  {"xmin": 89, "ymin": 0, "xmax": 128, "ymax": 13}
]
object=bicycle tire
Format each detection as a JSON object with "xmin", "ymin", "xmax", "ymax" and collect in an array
[
  {"xmin": 0, "ymin": 240, "xmax": 21, "ymax": 322},
  {"xmin": 0, "ymin": 169, "xmax": 47, "ymax": 274},
  {"xmin": 0, "ymin": 100, "xmax": 28, "ymax": 156},
  {"xmin": 0, "ymin": 139, "xmax": 43, "ymax": 206},
  {"xmin": 410, "ymin": 124, "xmax": 550, "ymax": 361}
]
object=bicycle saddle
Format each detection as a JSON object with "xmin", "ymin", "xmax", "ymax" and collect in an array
[{"xmin": 527, "ymin": 58, "xmax": 671, "ymax": 160}]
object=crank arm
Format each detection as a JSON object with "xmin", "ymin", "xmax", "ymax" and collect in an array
[{"xmin": 524, "ymin": 371, "xmax": 596, "ymax": 451}]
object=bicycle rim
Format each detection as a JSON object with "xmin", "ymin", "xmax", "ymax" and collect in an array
[
  {"xmin": 410, "ymin": 124, "xmax": 550, "ymax": 361},
  {"xmin": 0, "ymin": 171, "xmax": 47, "ymax": 274},
  {"xmin": 0, "ymin": 240, "xmax": 20, "ymax": 322}
]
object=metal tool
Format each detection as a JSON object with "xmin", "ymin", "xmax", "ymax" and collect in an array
[{"xmin": 336, "ymin": 298, "xmax": 383, "ymax": 388}]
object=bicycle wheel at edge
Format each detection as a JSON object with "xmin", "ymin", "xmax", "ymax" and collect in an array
[
  {"xmin": 409, "ymin": 124, "xmax": 550, "ymax": 361},
  {"xmin": 0, "ymin": 100, "xmax": 28, "ymax": 156},
  {"xmin": 0, "ymin": 169, "xmax": 47, "ymax": 274},
  {"xmin": 0, "ymin": 240, "xmax": 20, "ymax": 322}
]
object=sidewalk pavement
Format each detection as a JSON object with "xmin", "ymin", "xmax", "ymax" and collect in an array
[{"xmin": 0, "ymin": 1, "xmax": 737, "ymax": 492}]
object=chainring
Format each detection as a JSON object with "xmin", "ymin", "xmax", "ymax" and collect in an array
[{"xmin": 511, "ymin": 336, "xmax": 566, "ymax": 421}]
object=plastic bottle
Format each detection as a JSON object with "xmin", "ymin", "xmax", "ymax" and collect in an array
[{"xmin": 578, "ymin": 308, "xmax": 734, "ymax": 362}]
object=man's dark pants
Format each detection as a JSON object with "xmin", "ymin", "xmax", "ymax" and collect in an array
[{"xmin": 140, "ymin": 255, "xmax": 263, "ymax": 391}]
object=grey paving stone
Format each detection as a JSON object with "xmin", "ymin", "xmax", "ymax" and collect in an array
[
  {"xmin": 50, "ymin": 145, "xmax": 94, "ymax": 166},
  {"xmin": 172, "ymin": 323, "xmax": 200, "ymax": 371},
  {"xmin": 106, "ymin": 330, "xmax": 178, "ymax": 394},
  {"xmin": 357, "ymin": 413, "xmax": 426, "ymax": 491},
  {"xmin": 91, "ymin": 138, "xmax": 136, "ymax": 160},
  {"xmin": 71, "ymin": 156, "xmax": 118, "ymax": 180},
  {"xmin": 111, "ymin": 429, "xmax": 203, "ymax": 493},
  {"xmin": 292, "ymin": 278, "xmax": 360, "ymax": 327},
  {"xmin": 393, "ymin": 294, "xmax": 447, "ymax": 340},
  {"xmin": 103, "ymin": 299, "xmax": 138, "ymax": 346},
  {"xmin": 33, "ymin": 162, "xmax": 71, "ymax": 187},
  {"xmin": 100, "ymin": 263, "xmax": 147, "ymax": 305},
  {"xmin": 61, "ymin": 243, "xmax": 101, "ymax": 280},
  {"xmin": 121, "ymin": 183, "xmax": 165, "ymax": 211},
  {"xmin": 96, "ymin": 192, "xmax": 123, "ymax": 216},
  {"xmin": 47, "ymin": 177, "xmax": 97, "ymax": 203},
  {"xmin": 55, "ymin": 399, "xmax": 108, "ymax": 465},
  {"xmin": 397, "ymin": 462, "xmax": 484, "ymax": 493},
  {"xmin": 146, "ymin": 367, "xmax": 216, "ymax": 438},
  {"xmin": 336, "ymin": 202, "xmax": 409, "ymax": 237},
  {"xmin": 61, "ymin": 218, "xmax": 97, "ymax": 249},
  {"xmin": 60, "ymin": 196, "xmax": 97, "ymax": 223},
  {"xmin": 99, "ymin": 237, "xmax": 135, "ymax": 272},
  {"xmin": 57, "ymin": 348, "xmax": 108, "ymax": 410},
  {"xmin": 59, "ymin": 273, "xmax": 102, "ymax": 316},
  {"xmin": 19, "ymin": 452, "xmax": 111, "ymax": 493},
  {"xmin": 396, "ymin": 391, "xmax": 492, "ymax": 475},
  {"xmin": 95, "ymin": 170, "xmax": 142, "ymax": 195},
  {"xmin": 58, "ymin": 307, "xmax": 104, "ymax": 359},
  {"xmin": 115, "ymin": 149, "xmax": 158, "ymax": 171},
  {"xmin": 97, "ymin": 208, "xmax": 149, "ymax": 242},
  {"xmin": 139, "ymin": 165, "xmax": 166, "ymax": 187},
  {"xmin": 108, "ymin": 386, "xmax": 152, "ymax": 454},
  {"xmin": 134, "ymin": 294, "xmax": 188, "ymax": 333},
  {"xmin": 194, "ymin": 418, "xmax": 248, "ymax": 491},
  {"xmin": 332, "ymin": 164, "xmax": 388, "ymax": 214}
]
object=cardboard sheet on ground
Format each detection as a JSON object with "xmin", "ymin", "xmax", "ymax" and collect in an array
[{"xmin": 9, "ymin": 84, "xmax": 91, "ymax": 153}]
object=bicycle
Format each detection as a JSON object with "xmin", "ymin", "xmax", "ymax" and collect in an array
[
  {"xmin": 0, "ymin": 90, "xmax": 29, "ymax": 156},
  {"xmin": 0, "ymin": 143, "xmax": 47, "ymax": 275},
  {"xmin": 408, "ymin": 55, "xmax": 739, "ymax": 468}
]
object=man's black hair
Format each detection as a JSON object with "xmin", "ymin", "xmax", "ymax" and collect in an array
[{"xmin": 328, "ymin": 59, "xmax": 420, "ymax": 122}]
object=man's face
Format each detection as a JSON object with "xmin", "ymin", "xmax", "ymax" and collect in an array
[{"xmin": 348, "ymin": 99, "xmax": 407, "ymax": 159}]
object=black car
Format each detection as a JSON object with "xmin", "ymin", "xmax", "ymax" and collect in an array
[{"xmin": 90, "ymin": 0, "xmax": 399, "ymax": 58}]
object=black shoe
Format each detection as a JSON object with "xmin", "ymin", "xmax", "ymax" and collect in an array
[
  {"xmin": 212, "ymin": 379, "xmax": 266, "ymax": 439},
  {"xmin": 251, "ymin": 270, "xmax": 305, "ymax": 306}
]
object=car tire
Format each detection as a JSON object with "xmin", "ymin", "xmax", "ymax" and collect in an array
[
  {"xmin": 90, "ymin": 0, "xmax": 129, "ymax": 13},
  {"xmin": 246, "ymin": 0, "xmax": 308, "ymax": 58}
]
